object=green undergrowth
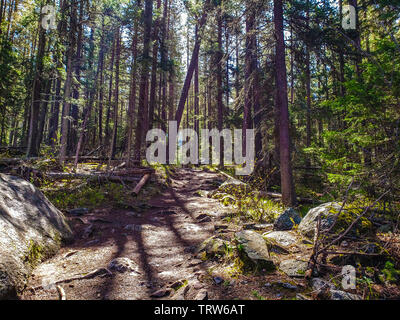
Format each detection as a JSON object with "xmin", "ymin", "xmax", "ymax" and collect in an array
[{"xmin": 43, "ymin": 179, "xmax": 163, "ymax": 212}]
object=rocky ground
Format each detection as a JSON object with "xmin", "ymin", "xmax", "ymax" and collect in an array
[{"xmin": 19, "ymin": 167, "xmax": 400, "ymax": 300}]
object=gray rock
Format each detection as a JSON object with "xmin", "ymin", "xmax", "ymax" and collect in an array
[
  {"xmin": 108, "ymin": 258, "xmax": 138, "ymax": 273},
  {"xmin": 194, "ymin": 290, "xmax": 208, "ymax": 300},
  {"xmin": 298, "ymin": 202, "xmax": 343, "ymax": 238},
  {"xmin": 279, "ymin": 259, "xmax": 308, "ymax": 277},
  {"xmin": 171, "ymin": 285, "xmax": 190, "ymax": 300},
  {"xmin": 236, "ymin": 231, "xmax": 276, "ymax": 271},
  {"xmin": 0, "ymin": 174, "xmax": 72, "ymax": 299},
  {"xmin": 377, "ymin": 224, "xmax": 392, "ymax": 234},
  {"xmin": 311, "ymin": 278, "xmax": 335, "ymax": 291},
  {"xmin": 214, "ymin": 223, "xmax": 229, "ymax": 231},
  {"xmin": 263, "ymin": 231, "xmax": 297, "ymax": 247},
  {"xmin": 330, "ymin": 290, "xmax": 362, "ymax": 300},
  {"xmin": 277, "ymin": 282, "xmax": 298, "ymax": 290},
  {"xmin": 150, "ymin": 289, "xmax": 172, "ymax": 298},
  {"xmin": 196, "ymin": 237, "xmax": 228, "ymax": 258},
  {"xmin": 124, "ymin": 224, "xmax": 142, "ymax": 232},
  {"xmin": 245, "ymin": 223, "xmax": 273, "ymax": 231},
  {"xmin": 213, "ymin": 277, "xmax": 223, "ymax": 285},
  {"xmin": 274, "ymin": 208, "xmax": 301, "ymax": 231},
  {"xmin": 218, "ymin": 179, "xmax": 247, "ymax": 195}
]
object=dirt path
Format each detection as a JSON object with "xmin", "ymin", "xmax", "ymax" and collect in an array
[{"xmin": 21, "ymin": 168, "xmax": 249, "ymax": 300}]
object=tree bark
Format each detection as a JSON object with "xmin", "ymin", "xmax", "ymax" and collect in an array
[
  {"xmin": 274, "ymin": 0, "xmax": 297, "ymax": 206},
  {"xmin": 134, "ymin": 0, "xmax": 153, "ymax": 161}
]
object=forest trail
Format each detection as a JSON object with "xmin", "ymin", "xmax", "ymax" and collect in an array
[{"xmin": 21, "ymin": 168, "xmax": 245, "ymax": 300}]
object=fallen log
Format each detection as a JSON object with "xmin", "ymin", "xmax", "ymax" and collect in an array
[
  {"xmin": 132, "ymin": 174, "xmax": 151, "ymax": 195},
  {"xmin": 45, "ymin": 172, "xmax": 142, "ymax": 183}
]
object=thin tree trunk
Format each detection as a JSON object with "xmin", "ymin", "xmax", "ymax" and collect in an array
[
  {"xmin": 175, "ymin": 0, "xmax": 210, "ymax": 129},
  {"xmin": 134, "ymin": 0, "xmax": 153, "ymax": 161},
  {"xmin": 274, "ymin": 0, "xmax": 297, "ymax": 206},
  {"xmin": 148, "ymin": 0, "xmax": 162, "ymax": 130}
]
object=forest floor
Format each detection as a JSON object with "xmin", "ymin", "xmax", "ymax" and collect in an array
[{"xmin": 20, "ymin": 167, "xmax": 315, "ymax": 300}]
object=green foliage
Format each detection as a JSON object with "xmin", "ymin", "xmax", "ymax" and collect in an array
[
  {"xmin": 379, "ymin": 261, "xmax": 400, "ymax": 284},
  {"xmin": 25, "ymin": 240, "xmax": 43, "ymax": 268},
  {"xmin": 44, "ymin": 182, "xmax": 130, "ymax": 211}
]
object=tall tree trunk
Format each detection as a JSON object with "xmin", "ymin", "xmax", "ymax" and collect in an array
[
  {"xmin": 274, "ymin": 0, "xmax": 297, "ymax": 206},
  {"xmin": 36, "ymin": 78, "xmax": 52, "ymax": 151},
  {"xmin": 243, "ymin": 2, "xmax": 255, "ymax": 156},
  {"xmin": 148, "ymin": 0, "xmax": 162, "ymax": 131},
  {"xmin": 109, "ymin": 27, "xmax": 121, "ymax": 160},
  {"xmin": 175, "ymin": 0, "xmax": 210, "ymax": 129},
  {"xmin": 104, "ymin": 36, "xmax": 116, "ymax": 152},
  {"xmin": 97, "ymin": 15, "xmax": 106, "ymax": 146},
  {"xmin": 216, "ymin": 7, "xmax": 224, "ymax": 166},
  {"xmin": 134, "ymin": 0, "xmax": 153, "ymax": 161},
  {"xmin": 26, "ymin": 9, "xmax": 46, "ymax": 157},
  {"xmin": 194, "ymin": 24, "xmax": 200, "ymax": 134},
  {"xmin": 59, "ymin": 0, "xmax": 77, "ymax": 164},
  {"xmin": 126, "ymin": 19, "xmax": 139, "ymax": 166}
]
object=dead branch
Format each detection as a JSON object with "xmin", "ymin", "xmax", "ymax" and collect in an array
[
  {"xmin": 132, "ymin": 174, "xmax": 151, "ymax": 195},
  {"xmin": 56, "ymin": 285, "xmax": 66, "ymax": 300}
]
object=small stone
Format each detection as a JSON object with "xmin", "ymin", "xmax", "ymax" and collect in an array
[
  {"xmin": 194, "ymin": 290, "xmax": 208, "ymax": 300},
  {"xmin": 196, "ymin": 213, "xmax": 211, "ymax": 221},
  {"xmin": 108, "ymin": 257, "xmax": 138, "ymax": 273},
  {"xmin": 124, "ymin": 224, "xmax": 142, "ymax": 232},
  {"xmin": 184, "ymin": 246, "xmax": 196, "ymax": 254},
  {"xmin": 171, "ymin": 285, "xmax": 190, "ymax": 300},
  {"xmin": 213, "ymin": 277, "xmax": 223, "ymax": 285},
  {"xmin": 150, "ymin": 289, "xmax": 171, "ymax": 298},
  {"xmin": 277, "ymin": 282, "xmax": 298, "ymax": 290},
  {"xmin": 330, "ymin": 290, "xmax": 362, "ymax": 300},
  {"xmin": 279, "ymin": 259, "xmax": 308, "ymax": 277},
  {"xmin": 311, "ymin": 278, "xmax": 335, "ymax": 291},
  {"xmin": 170, "ymin": 280, "xmax": 186, "ymax": 290},
  {"xmin": 364, "ymin": 243, "xmax": 378, "ymax": 254},
  {"xmin": 126, "ymin": 212, "xmax": 142, "ymax": 218},
  {"xmin": 274, "ymin": 208, "xmax": 301, "ymax": 231},
  {"xmin": 82, "ymin": 224, "xmax": 94, "ymax": 239},
  {"xmin": 199, "ymin": 216, "xmax": 212, "ymax": 223},
  {"xmin": 193, "ymin": 282, "xmax": 204, "ymax": 290},
  {"xmin": 215, "ymin": 223, "xmax": 229, "ymax": 231}
]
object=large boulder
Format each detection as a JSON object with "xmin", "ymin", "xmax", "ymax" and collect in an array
[
  {"xmin": 210, "ymin": 179, "xmax": 248, "ymax": 199},
  {"xmin": 263, "ymin": 231, "xmax": 297, "ymax": 248},
  {"xmin": 0, "ymin": 174, "xmax": 72, "ymax": 299},
  {"xmin": 298, "ymin": 202, "xmax": 373, "ymax": 238},
  {"xmin": 298, "ymin": 202, "xmax": 342, "ymax": 238},
  {"xmin": 274, "ymin": 208, "xmax": 301, "ymax": 231},
  {"xmin": 236, "ymin": 231, "xmax": 276, "ymax": 271}
]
